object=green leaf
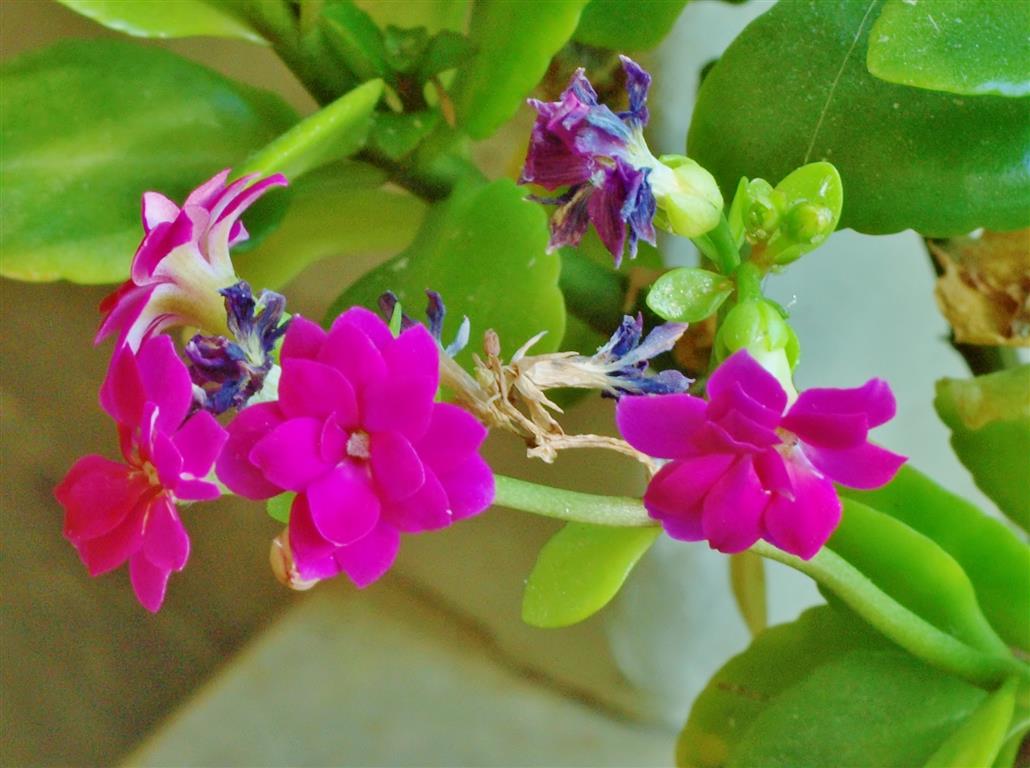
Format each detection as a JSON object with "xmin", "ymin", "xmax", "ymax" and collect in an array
[
  {"xmin": 0, "ymin": 40, "xmax": 296, "ymax": 284},
  {"xmin": 688, "ymin": 0, "xmax": 1030, "ymax": 236},
  {"xmin": 321, "ymin": 1, "xmax": 391, "ymax": 82},
  {"xmin": 829, "ymin": 499, "xmax": 1009, "ymax": 657},
  {"xmin": 369, "ymin": 111, "xmax": 441, "ymax": 160},
  {"xmin": 868, "ymin": 0, "xmax": 1030, "ymax": 98},
  {"xmin": 266, "ymin": 493, "xmax": 296, "ymax": 524},
  {"xmin": 237, "ymin": 162, "xmax": 426, "ymax": 291},
  {"xmin": 238, "ymin": 79, "xmax": 384, "ymax": 180},
  {"xmin": 56, "ymin": 0, "xmax": 266, "ymax": 43},
  {"xmin": 764, "ymin": 161, "xmax": 843, "ymax": 264},
  {"xmin": 452, "ymin": 0, "xmax": 589, "ymax": 139},
  {"xmin": 355, "ymin": 0, "xmax": 468, "ymax": 35},
  {"xmin": 677, "ymin": 605, "xmax": 885, "ymax": 768},
  {"xmin": 924, "ymin": 678, "xmax": 1017, "ymax": 768},
  {"xmin": 728, "ymin": 649, "xmax": 986, "ymax": 768},
  {"xmin": 844, "ymin": 464, "xmax": 1030, "ymax": 652},
  {"xmin": 729, "ymin": 551, "xmax": 766, "ymax": 637},
  {"xmin": 522, "ymin": 522, "xmax": 660, "ymax": 628},
  {"xmin": 326, "ymin": 179, "xmax": 565, "ymax": 368},
  {"xmin": 573, "ymin": 0, "xmax": 687, "ymax": 51},
  {"xmin": 935, "ymin": 366, "xmax": 1030, "ymax": 532},
  {"xmin": 647, "ymin": 267, "xmax": 734, "ymax": 322}
]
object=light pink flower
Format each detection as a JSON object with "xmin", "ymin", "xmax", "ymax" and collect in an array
[
  {"xmin": 616, "ymin": 350, "xmax": 905, "ymax": 559},
  {"xmin": 217, "ymin": 307, "xmax": 495, "ymax": 587},
  {"xmin": 55, "ymin": 336, "xmax": 227, "ymax": 611},
  {"xmin": 96, "ymin": 170, "xmax": 287, "ymax": 351}
]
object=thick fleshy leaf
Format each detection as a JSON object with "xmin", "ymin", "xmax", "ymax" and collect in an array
[
  {"xmin": 687, "ymin": 0, "xmax": 1030, "ymax": 235},
  {"xmin": 678, "ymin": 605, "xmax": 988, "ymax": 768},
  {"xmin": 934, "ymin": 366, "xmax": 1030, "ymax": 532},
  {"xmin": 451, "ymin": 0, "xmax": 589, "ymax": 139},
  {"xmin": 266, "ymin": 492, "xmax": 296, "ymax": 524},
  {"xmin": 844, "ymin": 464, "xmax": 1030, "ymax": 652},
  {"xmin": 923, "ymin": 679, "xmax": 1017, "ymax": 768},
  {"xmin": 0, "ymin": 40, "xmax": 296, "ymax": 283},
  {"xmin": 729, "ymin": 551, "xmax": 766, "ymax": 637},
  {"xmin": 616, "ymin": 393, "xmax": 706, "ymax": 459},
  {"xmin": 573, "ymin": 0, "xmax": 687, "ymax": 50},
  {"xmin": 305, "ymin": 463, "xmax": 381, "ymax": 546},
  {"xmin": 522, "ymin": 522, "xmax": 661, "ymax": 628},
  {"xmin": 646, "ymin": 267, "xmax": 734, "ymax": 323},
  {"xmin": 328, "ymin": 179, "xmax": 565, "ymax": 372},
  {"xmin": 56, "ymin": 0, "xmax": 266, "ymax": 43},
  {"xmin": 867, "ymin": 0, "xmax": 1030, "ymax": 98},
  {"xmin": 827, "ymin": 499, "xmax": 1009, "ymax": 656}
]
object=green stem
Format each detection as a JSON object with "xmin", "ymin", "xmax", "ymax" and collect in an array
[
  {"xmin": 493, "ymin": 475, "xmax": 653, "ymax": 527},
  {"xmin": 692, "ymin": 215, "xmax": 740, "ymax": 275},
  {"xmin": 493, "ymin": 475, "xmax": 1029, "ymax": 687},
  {"xmin": 735, "ymin": 261, "xmax": 763, "ymax": 303}
]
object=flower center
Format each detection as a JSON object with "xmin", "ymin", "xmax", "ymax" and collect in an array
[
  {"xmin": 346, "ymin": 430, "xmax": 371, "ymax": 460},
  {"xmin": 141, "ymin": 460, "xmax": 161, "ymax": 487}
]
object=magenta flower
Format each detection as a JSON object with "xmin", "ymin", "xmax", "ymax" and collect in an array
[
  {"xmin": 216, "ymin": 307, "xmax": 495, "ymax": 587},
  {"xmin": 97, "ymin": 169, "xmax": 287, "ymax": 351},
  {"xmin": 55, "ymin": 336, "xmax": 228, "ymax": 611},
  {"xmin": 616, "ymin": 351, "xmax": 906, "ymax": 559}
]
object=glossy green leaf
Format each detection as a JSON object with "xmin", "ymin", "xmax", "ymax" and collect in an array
[
  {"xmin": 729, "ymin": 551, "xmax": 766, "ymax": 637},
  {"xmin": 688, "ymin": 0, "xmax": 1030, "ymax": 236},
  {"xmin": 573, "ymin": 0, "xmax": 687, "ymax": 51},
  {"xmin": 935, "ymin": 366, "xmax": 1030, "ymax": 532},
  {"xmin": 321, "ymin": 1, "xmax": 390, "ymax": 81},
  {"xmin": 237, "ymin": 163, "xmax": 426, "ymax": 290},
  {"xmin": 868, "ymin": 0, "xmax": 1030, "ymax": 98},
  {"xmin": 924, "ymin": 678, "xmax": 1017, "ymax": 768},
  {"xmin": 522, "ymin": 522, "xmax": 660, "ymax": 628},
  {"xmin": 829, "ymin": 499, "xmax": 1009, "ymax": 656},
  {"xmin": 238, "ymin": 79, "xmax": 383, "ymax": 180},
  {"xmin": 355, "ymin": 0, "xmax": 468, "ymax": 35},
  {"xmin": 845, "ymin": 464, "xmax": 1030, "ymax": 652},
  {"xmin": 764, "ymin": 161, "xmax": 843, "ymax": 264},
  {"xmin": 728, "ymin": 649, "xmax": 986, "ymax": 768},
  {"xmin": 326, "ymin": 179, "xmax": 565, "ymax": 367},
  {"xmin": 647, "ymin": 267, "xmax": 733, "ymax": 322},
  {"xmin": 453, "ymin": 0, "xmax": 589, "ymax": 139},
  {"xmin": 0, "ymin": 40, "xmax": 296, "ymax": 284},
  {"xmin": 369, "ymin": 111, "xmax": 441, "ymax": 161},
  {"xmin": 57, "ymin": 0, "xmax": 265, "ymax": 43},
  {"xmin": 678, "ymin": 605, "xmax": 885, "ymax": 768},
  {"xmin": 266, "ymin": 493, "xmax": 295, "ymax": 524}
]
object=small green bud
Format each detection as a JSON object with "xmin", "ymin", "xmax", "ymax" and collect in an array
[
  {"xmin": 781, "ymin": 201, "xmax": 834, "ymax": 245},
  {"xmin": 715, "ymin": 298, "xmax": 800, "ymax": 394},
  {"xmin": 651, "ymin": 155, "xmax": 724, "ymax": 238}
]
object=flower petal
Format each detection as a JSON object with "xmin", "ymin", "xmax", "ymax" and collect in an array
[
  {"xmin": 306, "ymin": 463, "xmax": 381, "ymax": 545},
  {"xmin": 363, "ymin": 375, "xmax": 437, "ymax": 440},
  {"xmin": 288, "ymin": 494, "xmax": 340, "ymax": 580},
  {"xmin": 129, "ymin": 551, "xmax": 172, "ymax": 613},
  {"xmin": 754, "ymin": 448, "xmax": 793, "ymax": 497},
  {"xmin": 802, "ymin": 442, "xmax": 906, "ymax": 490},
  {"xmin": 249, "ymin": 417, "xmax": 332, "ymax": 492},
  {"xmin": 174, "ymin": 479, "xmax": 222, "ymax": 501},
  {"xmin": 173, "ymin": 410, "xmax": 228, "ymax": 478},
  {"xmin": 707, "ymin": 381, "xmax": 782, "ymax": 429},
  {"xmin": 707, "ymin": 350, "xmax": 787, "ymax": 415},
  {"xmin": 334, "ymin": 523, "xmax": 401, "ymax": 588},
  {"xmin": 781, "ymin": 410, "xmax": 869, "ymax": 450},
  {"xmin": 763, "ymin": 466, "xmax": 841, "ymax": 560},
  {"xmin": 382, "ymin": 468, "xmax": 452, "ymax": 532},
  {"xmin": 370, "ymin": 431, "xmax": 425, "ymax": 502},
  {"xmin": 216, "ymin": 403, "xmax": 284, "ymax": 499},
  {"xmin": 142, "ymin": 496, "xmax": 190, "ymax": 571},
  {"xmin": 56, "ymin": 455, "xmax": 147, "ymax": 543},
  {"xmin": 280, "ymin": 315, "xmax": 327, "ymax": 362},
  {"xmin": 318, "ymin": 320, "xmax": 388, "ymax": 397},
  {"xmin": 385, "ymin": 324, "xmax": 439, "ymax": 383},
  {"xmin": 701, "ymin": 457, "xmax": 768, "ymax": 553},
  {"xmin": 99, "ymin": 343, "xmax": 145, "ymax": 427},
  {"xmin": 278, "ymin": 359, "xmax": 359, "ymax": 426},
  {"xmin": 616, "ymin": 393, "xmax": 707, "ymax": 459},
  {"xmin": 75, "ymin": 500, "xmax": 147, "ymax": 576},
  {"xmin": 789, "ymin": 378, "xmax": 896, "ymax": 428},
  {"xmin": 151, "ymin": 432, "xmax": 184, "ymax": 489},
  {"xmin": 436, "ymin": 454, "xmax": 495, "ymax": 521},
  {"xmin": 415, "ymin": 403, "xmax": 488, "ymax": 475},
  {"xmin": 644, "ymin": 453, "xmax": 735, "ymax": 540},
  {"xmin": 331, "ymin": 306, "xmax": 393, "ymax": 350},
  {"xmin": 137, "ymin": 334, "xmax": 193, "ymax": 434}
]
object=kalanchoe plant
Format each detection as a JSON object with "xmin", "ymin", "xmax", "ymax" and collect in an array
[{"xmin": 15, "ymin": 3, "xmax": 1029, "ymax": 763}]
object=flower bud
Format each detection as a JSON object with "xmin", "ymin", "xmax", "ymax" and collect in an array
[
  {"xmin": 715, "ymin": 299, "xmax": 799, "ymax": 395},
  {"xmin": 651, "ymin": 155, "xmax": 724, "ymax": 238},
  {"xmin": 269, "ymin": 530, "xmax": 319, "ymax": 591}
]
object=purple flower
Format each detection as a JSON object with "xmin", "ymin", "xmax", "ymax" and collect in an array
[
  {"xmin": 521, "ymin": 56, "xmax": 656, "ymax": 265},
  {"xmin": 54, "ymin": 336, "xmax": 227, "ymax": 611},
  {"xmin": 616, "ymin": 351, "xmax": 906, "ymax": 559},
  {"xmin": 97, "ymin": 170, "xmax": 287, "ymax": 351},
  {"xmin": 216, "ymin": 307, "xmax": 495, "ymax": 587},
  {"xmin": 186, "ymin": 281, "xmax": 290, "ymax": 414}
]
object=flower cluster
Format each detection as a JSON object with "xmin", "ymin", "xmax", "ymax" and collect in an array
[
  {"xmin": 520, "ymin": 56, "xmax": 723, "ymax": 265},
  {"xmin": 617, "ymin": 350, "xmax": 905, "ymax": 558}
]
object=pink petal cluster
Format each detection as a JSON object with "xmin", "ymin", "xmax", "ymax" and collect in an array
[
  {"xmin": 616, "ymin": 350, "xmax": 905, "ymax": 559},
  {"xmin": 55, "ymin": 337, "xmax": 227, "ymax": 611},
  {"xmin": 217, "ymin": 308, "xmax": 495, "ymax": 587},
  {"xmin": 97, "ymin": 169, "xmax": 287, "ymax": 351}
]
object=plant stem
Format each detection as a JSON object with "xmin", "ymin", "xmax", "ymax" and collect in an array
[
  {"xmin": 492, "ymin": 475, "xmax": 653, "ymax": 527},
  {"xmin": 492, "ymin": 474, "xmax": 1029, "ymax": 687}
]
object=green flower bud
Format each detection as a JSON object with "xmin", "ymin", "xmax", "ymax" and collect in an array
[
  {"xmin": 651, "ymin": 154, "xmax": 724, "ymax": 238},
  {"xmin": 715, "ymin": 298, "xmax": 800, "ymax": 394}
]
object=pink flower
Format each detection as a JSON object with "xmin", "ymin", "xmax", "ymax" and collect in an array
[
  {"xmin": 96, "ymin": 169, "xmax": 287, "ymax": 351},
  {"xmin": 217, "ymin": 307, "xmax": 495, "ymax": 587},
  {"xmin": 616, "ymin": 350, "xmax": 905, "ymax": 559},
  {"xmin": 55, "ymin": 336, "xmax": 228, "ymax": 611}
]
